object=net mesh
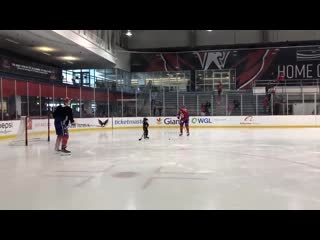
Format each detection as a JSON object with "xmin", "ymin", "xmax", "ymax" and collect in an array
[{"xmin": 10, "ymin": 116, "xmax": 50, "ymax": 146}]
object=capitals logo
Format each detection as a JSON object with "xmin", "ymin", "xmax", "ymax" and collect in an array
[
  {"xmin": 244, "ymin": 116, "xmax": 253, "ymax": 122},
  {"xmin": 195, "ymin": 51, "xmax": 230, "ymax": 70},
  {"xmin": 98, "ymin": 119, "xmax": 109, "ymax": 127},
  {"xmin": 156, "ymin": 118, "xmax": 162, "ymax": 125},
  {"xmin": 240, "ymin": 116, "xmax": 258, "ymax": 125}
]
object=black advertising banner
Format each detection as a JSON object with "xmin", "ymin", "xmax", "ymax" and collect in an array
[
  {"xmin": 0, "ymin": 55, "xmax": 61, "ymax": 80},
  {"xmin": 131, "ymin": 45, "xmax": 320, "ymax": 89}
]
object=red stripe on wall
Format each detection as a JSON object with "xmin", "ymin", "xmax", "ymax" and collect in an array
[
  {"xmin": 2, "ymin": 79, "xmax": 134, "ymax": 102},
  {"xmin": 2, "ymin": 79, "xmax": 15, "ymax": 97},
  {"xmin": 2, "ymin": 78, "xmax": 132, "ymax": 101}
]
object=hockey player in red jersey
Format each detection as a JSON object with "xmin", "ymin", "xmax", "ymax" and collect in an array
[{"xmin": 177, "ymin": 105, "xmax": 190, "ymax": 136}]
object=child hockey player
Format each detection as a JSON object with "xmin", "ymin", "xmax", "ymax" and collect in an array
[{"xmin": 143, "ymin": 117, "xmax": 149, "ymax": 139}]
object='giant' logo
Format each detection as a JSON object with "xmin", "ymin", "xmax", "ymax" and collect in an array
[{"xmin": 164, "ymin": 118, "xmax": 180, "ymax": 125}]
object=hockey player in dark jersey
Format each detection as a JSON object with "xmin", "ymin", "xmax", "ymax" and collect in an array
[
  {"xmin": 53, "ymin": 97, "xmax": 75, "ymax": 153},
  {"xmin": 143, "ymin": 117, "xmax": 149, "ymax": 139},
  {"xmin": 177, "ymin": 105, "xmax": 190, "ymax": 136}
]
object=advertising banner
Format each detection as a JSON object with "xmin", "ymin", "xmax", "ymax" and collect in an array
[
  {"xmin": 70, "ymin": 118, "xmax": 112, "ymax": 130},
  {"xmin": 131, "ymin": 45, "xmax": 320, "ymax": 89},
  {"xmin": 112, "ymin": 117, "xmax": 144, "ymax": 128},
  {"xmin": 1, "ymin": 116, "xmax": 319, "ymax": 139},
  {"xmin": 0, "ymin": 55, "xmax": 61, "ymax": 80},
  {"xmin": 0, "ymin": 120, "xmax": 19, "ymax": 136}
]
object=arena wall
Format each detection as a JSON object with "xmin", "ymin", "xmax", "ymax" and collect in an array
[{"xmin": 0, "ymin": 115, "xmax": 319, "ymax": 140}]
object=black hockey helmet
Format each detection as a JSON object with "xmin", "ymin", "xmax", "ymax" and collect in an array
[{"xmin": 143, "ymin": 117, "xmax": 148, "ymax": 121}]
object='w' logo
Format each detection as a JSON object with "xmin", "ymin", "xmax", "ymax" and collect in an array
[{"xmin": 195, "ymin": 51, "xmax": 230, "ymax": 70}]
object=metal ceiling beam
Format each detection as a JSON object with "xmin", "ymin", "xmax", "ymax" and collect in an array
[
  {"xmin": 189, "ymin": 30, "xmax": 196, "ymax": 48},
  {"xmin": 261, "ymin": 30, "xmax": 269, "ymax": 42}
]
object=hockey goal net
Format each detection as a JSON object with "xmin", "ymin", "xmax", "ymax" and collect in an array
[{"xmin": 10, "ymin": 116, "xmax": 50, "ymax": 146}]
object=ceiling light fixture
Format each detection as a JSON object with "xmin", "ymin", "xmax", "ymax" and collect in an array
[
  {"xmin": 59, "ymin": 56, "xmax": 79, "ymax": 61},
  {"xmin": 42, "ymin": 52, "xmax": 51, "ymax": 56},
  {"xmin": 35, "ymin": 46, "xmax": 56, "ymax": 52},
  {"xmin": 126, "ymin": 30, "xmax": 132, "ymax": 37},
  {"xmin": 5, "ymin": 38, "xmax": 19, "ymax": 44},
  {"xmin": 206, "ymin": 30, "xmax": 213, "ymax": 32}
]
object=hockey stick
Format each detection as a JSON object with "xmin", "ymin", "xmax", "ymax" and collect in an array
[{"xmin": 138, "ymin": 132, "xmax": 144, "ymax": 141}]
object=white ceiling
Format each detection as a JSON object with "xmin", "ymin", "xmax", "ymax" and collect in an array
[{"xmin": 0, "ymin": 30, "xmax": 115, "ymax": 69}]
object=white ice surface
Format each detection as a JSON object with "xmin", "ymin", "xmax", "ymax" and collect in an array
[{"xmin": 1, "ymin": 128, "xmax": 320, "ymax": 209}]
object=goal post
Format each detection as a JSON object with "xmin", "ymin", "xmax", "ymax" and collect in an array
[{"xmin": 10, "ymin": 115, "xmax": 50, "ymax": 146}]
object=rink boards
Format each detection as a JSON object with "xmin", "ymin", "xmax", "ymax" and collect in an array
[{"xmin": 1, "ymin": 115, "xmax": 320, "ymax": 139}]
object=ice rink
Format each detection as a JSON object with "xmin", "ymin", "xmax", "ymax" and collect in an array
[{"xmin": 1, "ymin": 127, "xmax": 320, "ymax": 209}]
